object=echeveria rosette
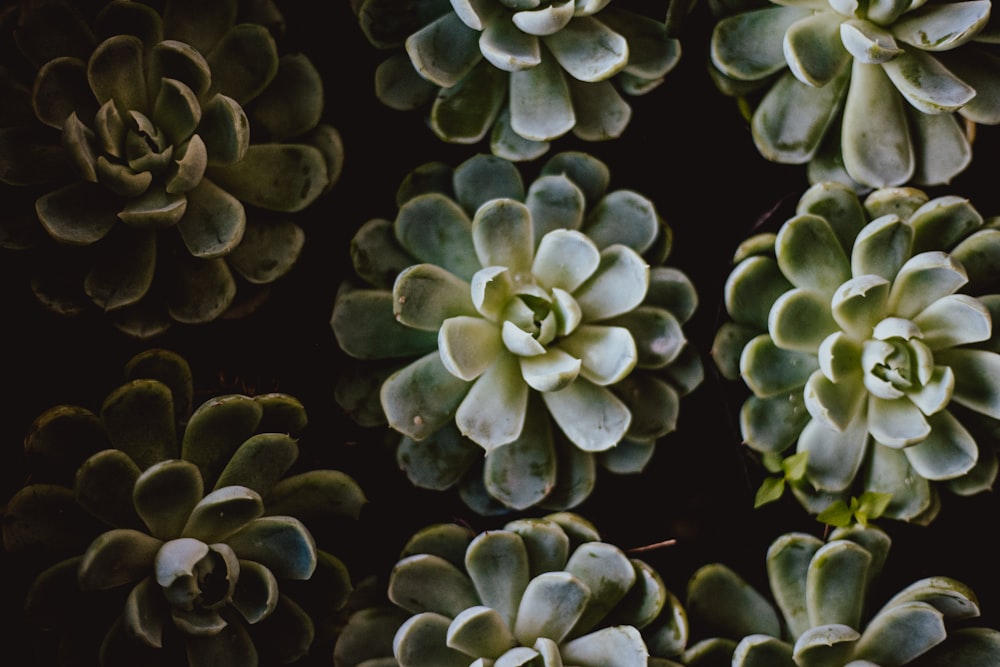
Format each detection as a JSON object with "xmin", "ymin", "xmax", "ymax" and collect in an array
[
  {"xmin": 332, "ymin": 152, "xmax": 703, "ymax": 515},
  {"xmin": 333, "ymin": 512, "xmax": 691, "ymax": 666},
  {"xmin": 712, "ymin": 181, "xmax": 1000, "ymax": 523},
  {"xmin": 709, "ymin": 0, "xmax": 1000, "ymax": 190},
  {"xmin": 684, "ymin": 525, "xmax": 1000, "ymax": 666},
  {"xmin": 2, "ymin": 349, "xmax": 366, "ymax": 666},
  {"xmin": 0, "ymin": 0, "xmax": 343, "ymax": 337},
  {"xmin": 353, "ymin": 0, "xmax": 681, "ymax": 160}
]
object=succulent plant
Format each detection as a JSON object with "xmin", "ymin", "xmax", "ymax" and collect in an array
[
  {"xmin": 708, "ymin": 0, "xmax": 1000, "ymax": 189},
  {"xmin": 3, "ymin": 349, "xmax": 367, "ymax": 666},
  {"xmin": 332, "ymin": 151, "xmax": 703, "ymax": 514},
  {"xmin": 712, "ymin": 181, "xmax": 1000, "ymax": 523},
  {"xmin": 352, "ymin": 0, "xmax": 682, "ymax": 160},
  {"xmin": 333, "ymin": 511, "xmax": 691, "ymax": 666},
  {"xmin": 684, "ymin": 524, "xmax": 1000, "ymax": 666},
  {"xmin": 0, "ymin": 0, "xmax": 343, "ymax": 337}
]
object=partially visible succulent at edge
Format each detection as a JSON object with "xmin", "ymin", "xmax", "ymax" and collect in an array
[
  {"xmin": 708, "ymin": 0, "xmax": 1000, "ymax": 190},
  {"xmin": 684, "ymin": 525, "xmax": 1000, "ymax": 666},
  {"xmin": 0, "ymin": 0, "xmax": 343, "ymax": 337},
  {"xmin": 352, "ymin": 0, "xmax": 681, "ymax": 160},
  {"xmin": 2, "ymin": 349, "xmax": 367, "ymax": 666},
  {"xmin": 713, "ymin": 181, "xmax": 1000, "ymax": 523},
  {"xmin": 333, "ymin": 512, "xmax": 691, "ymax": 666},
  {"xmin": 332, "ymin": 151, "xmax": 703, "ymax": 514}
]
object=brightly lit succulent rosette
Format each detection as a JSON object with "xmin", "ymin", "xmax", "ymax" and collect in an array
[
  {"xmin": 2, "ymin": 349, "xmax": 366, "ymax": 666},
  {"xmin": 712, "ymin": 181, "xmax": 1000, "ymax": 523},
  {"xmin": 0, "ymin": 0, "xmax": 342, "ymax": 337},
  {"xmin": 683, "ymin": 525, "xmax": 1000, "ymax": 666},
  {"xmin": 333, "ymin": 512, "xmax": 691, "ymax": 666},
  {"xmin": 352, "ymin": 0, "xmax": 681, "ymax": 160},
  {"xmin": 709, "ymin": 0, "xmax": 1000, "ymax": 189},
  {"xmin": 332, "ymin": 152, "xmax": 703, "ymax": 514}
]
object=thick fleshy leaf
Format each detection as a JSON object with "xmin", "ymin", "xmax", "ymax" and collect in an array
[
  {"xmin": 395, "ymin": 193, "xmax": 479, "ymax": 280},
  {"xmin": 168, "ymin": 134, "xmax": 209, "ymax": 194},
  {"xmin": 806, "ymin": 540, "xmax": 872, "ymax": 628},
  {"xmin": 88, "ymin": 35, "xmax": 147, "ymax": 115},
  {"xmin": 176, "ymin": 178, "xmax": 245, "ymax": 257},
  {"xmin": 406, "ymin": 12, "xmax": 482, "ymax": 87},
  {"xmin": 78, "ymin": 528, "xmax": 162, "ymax": 590},
  {"xmin": 101, "ymin": 378, "xmax": 177, "ymax": 471},
  {"xmin": 560, "ymin": 625, "xmax": 647, "ymax": 666},
  {"xmin": 565, "ymin": 541, "xmax": 636, "ymax": 636},
  {"xmin": 198, "ymin": 94, "xmax": 250, "ymax": 166},
  {"xmin": 394, "ymin": 263, "xmax": 477, "ymax": 330},
  {"xmin": 85, "ymin": 226, "xmax": 157, "ymax": 311},
  {"xmin": 952, "ymin": 230, "xmax": 1000, "ymax": 289},
  {"xmin": 472, "ymin": 198, "xmax": 535, "ymax": 272},
  {"xmin": 153, "ymin": 78, "xmax": 201, "ymax": 149},
  {"xmin": 123, "ymin": 577, "xmax": 166, "ymax": 648},
  {"xmin": 456, "ymin": 351, "xmax": 530, "ymax": 449},
  {"xmin": 246, "ymin": 53, "xmax": 324, "ymax": 140},
  {"xmin": 504, "ymin": 517, "xmax": 571, "ymax": 577},
  {"xmin": 909, "ymin": 627, "xmax": 1000, "ymax": 666},
  {"xmin": 908, "ymin": 195, "xmax": 982, "ymax": 254},
  {"xmin": 741, "ymin": 334, "xmax": 820, "ymax": 398},
  {"xmin": 514, "ymin": 571, "xmax": 590, "ymax": 645},
  {"xmin": 165, "ymin": 254, "xmax": 237, "ymax": 324},
  {"xmin": 382, "ymin": 352, "xmax": 471, "ymax": 440},
  {"xmin": 865, "ymin": 444, "xmax": 934, "ymax": 521},
  {"xmin": 510, "ymin": 54, "xmax": 576, "ymax": 141},
  {"xmin": 767, "ymin": 532, "xmax": 824, "ymax": 640},
  {"xmin": 584, "ymin": 190, "xmax": 658, "ymax": 254},
  {"xmin": 853, "ymin": 601, "xmax": 947, "ymax": 664},
  {"xmin": 453, "ymin": 153, "xmax": 526, "ymax": 214},
  {"xmin": 543, "ymin": 379, "xmax": 631, "ymax": 451},
  {"xmin": 227, "ymin": 218, "xmax": 304, "ymax": 284},
  {"xmin": 850, "ymin": 214, "xmax": 913, "ymax": 282},
  {"xmin": 544, "ymin": 16, "xmax": 628, "ymax": 82},
  {"xmin": 208, "ymin": 143, "xmax": 328, "ymax": 213},
  {"xmin": 230, "ymin": 559, "xmax": 279, "ymax": 624},
  {"xmin": 133, "ymin": 459, "xmax": 203, "ymax": 541},
  {"xmin": 376, "ymin": 51, "xmax": 439, "ymax": 110},
  {"xmin": 525, "ymin": 175, "xmax": 586, "ymax": 242},
  {"xmin": 332, "ymin": 289, "xmax": 439, "ymax": 359},
  {"xmin": 903, "ymin": 409, "xmax": 977, "ymax": 480},
  {"xmin": 868, "ymin": 394, "xmax": 931, "ymax": 447},
  {"xmin": 440, "ymin": 316, "xmax": 503, "ymax": 381},
  {"xmin": 887, "ymin": 251, "xmax": 967, "ymax": 319},
  {"xmin": 687, "ymin": 564, "xmax": 782, "ymax": 639},
  {"xmin": 753, "ymin": 69, "xmax": 848, "ymax": 164},
  {"xmin": 398, "ymin": 424, "xmax": 481, "ymax": 491},
  {"xmin": 573, "ymin": 245, "xmax": 649, "ymax": 321},
  {"xmin": 447, "ymin": 605, "xmax": 518, "ymax": 657},
  {"xmin": 334, "ymin": 606, "xmax": 409, "ymax": 667},
  {"xmin": 892, "ymin": 0, "xmax": 991, "ymax": 51},
  {"xmin": 882, "ymin": 50, "xmax": 975, "ymax": 114},
  {"xmin": 539, "ymin": 152, "xmax": 609, "ymax": 208},
  {"xmin": 480, "ymin": 17, "xmax": 542, "ymax": 71},
  {"xmin": 35, "ymin": 182, "xmax": 119, "ymax": 245},
  {"xmin": 907, "ymin": 109, "xmax": 971, "ymax": 184},
  {"xmin": 725, "ymin": 256, "xmax": 794, "ymax": 330},
  {"xmin": 711, "ymin": 7, "xmax": 811, "ymax": 80},
  {"xmin": 613, "ymin": 373, "xmax": 679, "ymax": 440},
  {"xmin": 226, "ymin": 516, "xmax": 316, "ymax": 580},
  {"xmin": 183, "ymin": 613, "xmax": 258, "ymax": 666},
  {"xmin": 840, "ymin": 19, "xmax": 903, "ymax": 64},
  {"xmin": 513, "ymin": 1, "xmax": 575, "ymax": 35},
  {"xmin": 389, "ymin": 553, "xmax": 480, "ymax": 616},
  {"xmin": 567, "ymin": 78, "xmax": 632, "ymax": 142},
  {"xmin": 784, "ymin": 13, "xmax": 850, "ymax": 86},
  {"xmin": 793, "ymin": 624, "xmax": 860, "ymax": 666},
  {"xmin": 402, "ymin": 522, "xmax": 476, "ymax": 567},
  {"xmin": 267, "ymin": 469, "xmax": 368, "ymax": 524},
  {"xmin": 431, "ymin": 60, "xmax": 507, "ymax": 144},
  {"xmin": 800, "ymin": 411, "xmax": 870, "ymax": 491},
  {"xmin": 466, "ymin": 530, "xmax": 530, "ymax": 627},
  {"xmin": 947, "ymin": 49, "xmax": 1000, "ymax": 124},
  {"xmin": 940, "ymin": 347, "xmax": 1000, "ymax": 416},
  {"xmin": 796, "ymin": 182, "xmax": 867, "ymax": 252},
  {"xmin": 740, "ymin": 392, "xmax": 811, "ymax": 453},
  {"xmin": 533, "ymin": 231, "xmax": 600, "ymax": 296},
  {"xmin": 33, "ymin": 56, "xmax": 96, "ymax": 130},
  {"xmin": 913, "ymin": 294, "xmax": 991, "ymax": 349},
  {"xmin": 182, "ymin": 485, "xmax": 263, "ymax": 544},
  {"xmin": 557, "ymin": 324, "xmax": 637, "ymax": 385},
  {"xmin": 605, "ymin": 559, "xmax": 670, "ymax": 631},
  {"xmin": 394, "ymin": 613, "xmax": 474, "ymax": 667},
  {"xmin": 804, "ymin": 371, "xmax": 866, "ymax": 432},
  {"xmin": 880, "ymin": 576, "xmax": 980, "ymax": 621},
  {"xmin": 769, "ymin": 288, "xmax": 839, "ymax": 353},
  {"xmin": 181, "ymin": 393, "xmax": 262, "ymax": 487},
  {"xmin": 841, "ymin": 61, "xmax": 915, "ymax": 188},
  {"xmin": 209, "ymin": 432, "xmax": 297, "ymax": 495},
  {"xmin": 520, "ymin": 347, "xmax": 582, "ymax": 392},
  {"xmin": 776, "ymin": 214, "xmax": 851, "ymax": 294},
  {"xmin": 74, "ymin": 449, "xmax": 143, "ymax": 531},
  {"xmin": 204, "ymin": 23, "xmax": 278, "ymax": 104}
]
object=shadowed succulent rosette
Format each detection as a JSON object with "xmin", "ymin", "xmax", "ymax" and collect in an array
[
  {"xmin": 709, "ymin": 0, "xmax": 1000, "ymax": 189},
  {"xmin": 353, "ymin": 0, "xmax": 681, "ymax": 160},
  {"xmin": 2, "ymin": 349, "xmax": 367, "ymax": 666},
  {"xmin": 683, "ymin": 525, "xmax": 1000, "ymax": 666},
  {"xmin": 0, "ymin": 0, "xmax": 343, "ymax": 337},
  {"xmin": 713, "ymin": 181, "xmax": 1000, "ymax": 523},
  {"xmin": 333, "ymin": 512, "xmax": 691, "ymax": 666},
  {"xmin": 332, "ymin": 151, "xmax": 703, "ymax": 514}
]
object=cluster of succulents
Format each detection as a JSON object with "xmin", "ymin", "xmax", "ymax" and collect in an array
[
  {"xmin": 333, "ymin": 511, "xmax": 691, "ymax": 666},
  {"xmin": 332, "ymin": 150, "xmax": 703, "ymax": 514},
  {"xmin": 3, "ymin": 349, "xmax": 366, "ymax": 665},
  {"xmin": 713, "ymin": 181, "xmax": 1000, "ymax": 523},
  {"xmin": 0, "ymin": 0, "xmax": 342, "ymax": 337},
  {"xmin": 685, "ymin": 524, "xmax": 1000, "ymax": 665},
  {"xmin": 351, "ymin": 0, "xmax": 682, "ymax": 160},
  {"xmin": 709, "ymin": 0, "xmax": 1000, "ymax": 189},
  {"xmin": 5, "ymin": 1, "xmax": 1000, "ymax": 666}
]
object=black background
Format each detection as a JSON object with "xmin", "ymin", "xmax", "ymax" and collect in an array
[{"xmin": 3, "ymin": 0, "xmax": 1000, "ymax": 662}]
